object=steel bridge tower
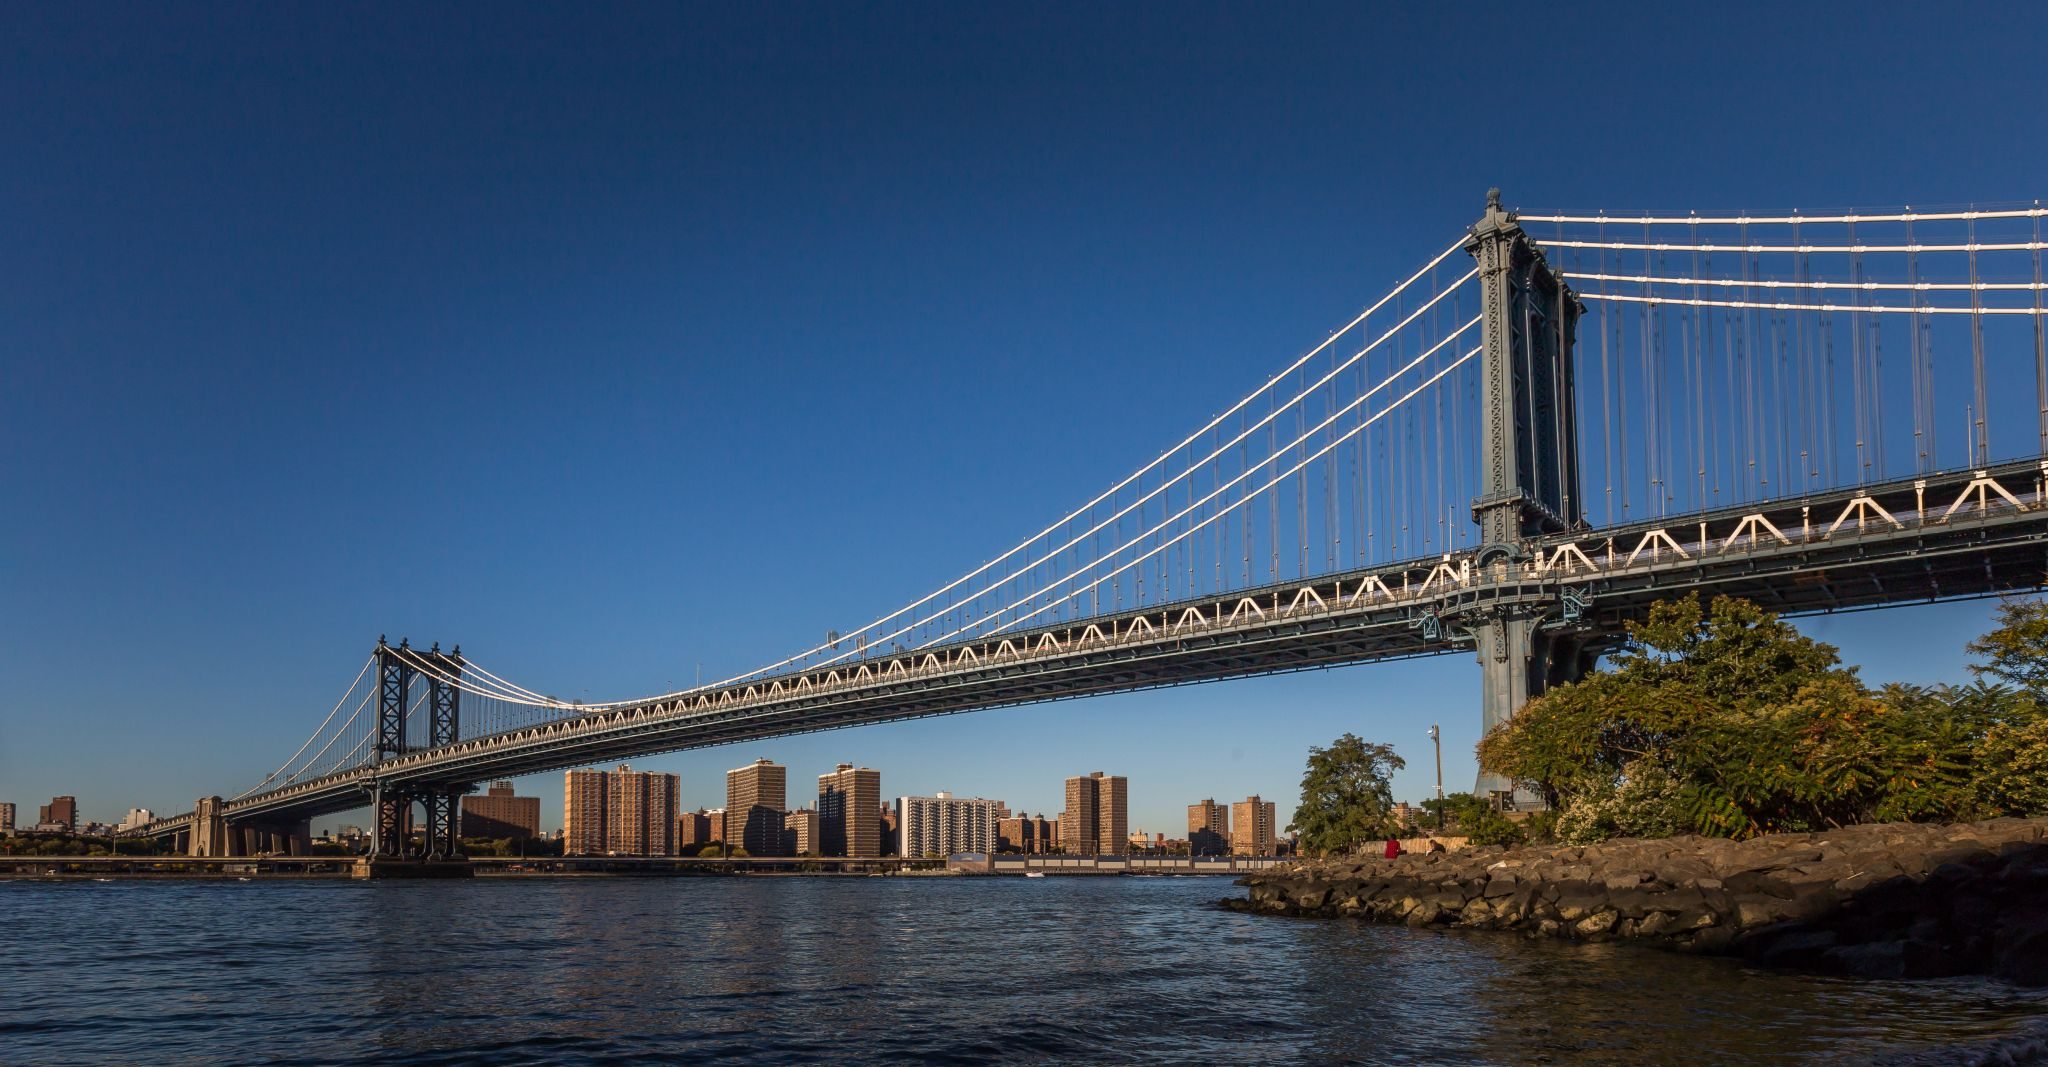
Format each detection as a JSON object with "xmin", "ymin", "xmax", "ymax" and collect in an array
[
  {"xmin": 369, "ymin": 637, "xmax": 468, "ymax": 862},
  {"xmin": 1459, "ymin": 189, "xmax": 1606, "ymax": 806}
]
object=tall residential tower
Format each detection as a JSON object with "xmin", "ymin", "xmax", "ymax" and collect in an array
[
  {"xmin": 817, "ymin": 763, "xmax": 881, "ymax": 858},
  {"xmin": 727, "ymin": 758, "xmax": 788, "ymax": 856}
]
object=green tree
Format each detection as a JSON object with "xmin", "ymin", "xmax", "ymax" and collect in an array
[
  {"xmin": 1966, "ymin": 598, "xmax": 2048, "ymax": 693},
  {"xmin": 1977, "ymin": 718, "xmax": 2048, "ymax": 816},
  {"xmin": 1288, "ymin": 733, "xmax": 1405, "ymax": 856},
  {"xmin": 1482, "ymin": 594, "xmax": 2048, "ymax": 841},
  {"xmin": 1422, "ymin": 792, "xmax": 1527, "ymax": 847}
]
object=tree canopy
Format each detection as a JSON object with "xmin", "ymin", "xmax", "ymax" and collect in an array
[
  {"xmin": 1478, "ymin": 594, "xmax": 2048, "ymax": 842},
  {"xmin": 1288, "ymin": 733, "xmax": 1405, "ymax": 855}
]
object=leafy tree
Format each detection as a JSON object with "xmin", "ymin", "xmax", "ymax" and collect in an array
[
  {"xmin": 1288, "ymin": 733, "xmax": 1405, "ymax": 856},
  {"xmin": 1421, "ymin": 792, "xmax": 1526, "ymax": 847},
  {"xmin": 1976, "ymin": 718, "xmax": 2048, "ymax": 816},
  {"xmin": 1480, "ymin": 593, "xmax": 2048, "ymax": 841},
  {"xmin": 1967, "ymin": 598, "xmax": 2048, "ymax": 693}
]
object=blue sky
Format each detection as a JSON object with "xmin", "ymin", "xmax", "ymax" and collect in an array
[{"xmin": 4, "ymin": 4, "xmax": 2046, "ymax": 834}]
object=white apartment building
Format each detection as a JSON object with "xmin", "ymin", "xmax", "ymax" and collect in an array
[{"xmin": 896, "ymin": 792, "xmax": 1003, "ymax": 858}]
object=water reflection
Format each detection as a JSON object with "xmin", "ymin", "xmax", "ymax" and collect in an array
[{"xmin": 2, "ymin": 877, "xmax": 2042, "ymax": 1065}]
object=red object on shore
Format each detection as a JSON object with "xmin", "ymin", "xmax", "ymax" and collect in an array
[{"xmin": 1384, "ymin": 838, "xmax": 1400, "ymax": 860}]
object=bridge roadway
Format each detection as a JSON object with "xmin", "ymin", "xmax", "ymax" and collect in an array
[{"xmin": 136, "ymin": 456, "xmax": 2048, "ymax": 841}]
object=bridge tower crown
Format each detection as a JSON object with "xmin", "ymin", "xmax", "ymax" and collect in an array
[
  {"xmin": 1461, "ymin": 189, "xmax": 1599, "ymax": 807},
  {"xmin": 1465, "ymin": 186, "xmax": 1585, "ymax": 542}
]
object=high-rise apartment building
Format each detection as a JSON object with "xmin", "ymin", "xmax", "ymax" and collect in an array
[
  {"xmin": 784, "ymin": 808, "xmax": 820, "ymax": 856},
  {"xmin": 1231, "ymin": 795, "xmax": 1278, "ymax": 856},
  {"xmin": 896, "ymin": 793, "xmax": 1003, "ymax": 857},
  {"xmin": 1099, "ymin": 774, "xmax": 1128, "ymax": 856},
  {"xmin": 462, "ymin": 781, "xmax": 541, "ymax": 840},
  {"xmin": 707, "ymin": 808, "xmax": 726, "ymax": 843},
  {"xmin": 607, "ymin": 766, "xmax": 680, "ymax": 856},
  {"xmin": 678, "ymin": 809, "xmax": 713, "ymax": 850},
  {"xmin": 0, "ymin": 802, "xmax": 13, "ymax": 831},
  {"xmin": 565, "ymin": 767, "xmax": 679, "ymax": 856},
  {"xmin": 1188, "ymin": 798, "xmax": 1232, "ymax": 856},
  {"xmin": 998, "ymin": 813, "xmax": 1057, "ymax": 853},
  {"xmin": 39, "ymin": 796, "xmax": 77, "ymax": 833},
  {"xmin": 727, "ymin": 758, "xmax": 788, "ymax": 856},
  {"xmin": 564, "ymin": 769, "xmax": 608, "ymax": 856},
  {"xmin": 1061, "ymin": 772, "xmax": 1128, "ymax": 855},
  {"xmin": 817, "ymin": 763, "xmax": 881, "ymax": 858}
]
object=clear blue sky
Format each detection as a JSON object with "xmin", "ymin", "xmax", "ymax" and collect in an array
[{"xmin": 4, "ymin": 4, "xmax": 2046, "ymax": 835}]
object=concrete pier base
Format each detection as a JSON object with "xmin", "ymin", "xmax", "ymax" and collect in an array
[{"xmin": 350, "ymin": 858, "xmax": 474, "ymax": 880}]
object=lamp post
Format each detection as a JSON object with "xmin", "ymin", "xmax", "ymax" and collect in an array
[{"xmin": 1429, "ymin": 724, "xmax": 1445, "ymax": 831}]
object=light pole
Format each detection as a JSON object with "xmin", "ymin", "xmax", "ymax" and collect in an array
[{"xmin": 1429, "ymin": 724, "xmax": 1445, "ymax": 831}]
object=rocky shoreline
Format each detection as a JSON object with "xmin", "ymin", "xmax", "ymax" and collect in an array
[{"xmin": 1225, "ymin": 817, "xmax": 2048, "ymax": 985}]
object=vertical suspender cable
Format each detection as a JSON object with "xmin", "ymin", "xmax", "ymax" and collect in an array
[
  {"xmin": 1969, "ymin": 214, "xmax": 1989, "ymax": 466},
  {"xmin": 1296, "ymin": 364, "xmax": 1309, "ymax": 576},
  {"xmin": 1352, "ymin": 314, "xmax": 1368, "ymax": 566},
  {"xmin": 1268, "ymin": 395, "xmax": 1279, "ymax": 581},
  {"xmin": 2035, "ymin": 202, "xmax": 2047, "ymax": 454},
  {"xmin": 1600, "ymin": 218, "xmax": 1614, "ymax": 525},
  {"xmin": 1908, "ymin": 213, "xmax": 1927, "ymax": 472},
  {"xmin": 1705, "ymin": 246, "xmax": 1722, "ymax": 502}
]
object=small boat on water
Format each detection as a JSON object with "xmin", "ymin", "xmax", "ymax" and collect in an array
[{"xmin": 1024, "ymin": 871, "xmax": 1046, "ymax": 878}]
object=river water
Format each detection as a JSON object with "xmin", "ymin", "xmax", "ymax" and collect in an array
[{"xmin": 3, "ymin": 875, "xmax": 2044, "ymax": 1065}]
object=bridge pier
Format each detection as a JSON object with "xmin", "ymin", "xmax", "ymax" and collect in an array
[
  {"xmin": 1471, "ymin": 611, "xmax": 1602, "ymax": 805},
  {"xmin": 188, "ymin": 796, "xmax": 229, "ymax": 858}
]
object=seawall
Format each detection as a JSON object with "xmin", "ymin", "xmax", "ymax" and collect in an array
[{"xmin": 1224, "ymin": 817, "xmax": 2048, "ymax": 985}]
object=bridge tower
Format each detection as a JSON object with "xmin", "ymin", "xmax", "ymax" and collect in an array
[
  {"xmin": 1461, "ymin": 189, "xmax": 1604, "ymax": 806},
  {"xmin": 368, "ymin": 638, "xmax": 468, "ymax": 862}
]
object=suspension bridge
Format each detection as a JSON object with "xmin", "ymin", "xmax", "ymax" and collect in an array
[{"xmin": 129, "ymin": 190, "xmax": 2048, "ymax": 868}]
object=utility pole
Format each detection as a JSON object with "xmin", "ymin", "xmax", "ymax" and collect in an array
[{"xmin": 1429, "ymin": 724, "xmax": 1445, "ymax": 831}]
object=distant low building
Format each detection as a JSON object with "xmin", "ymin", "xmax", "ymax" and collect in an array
[
  {"xmin": 998, "ymin": 813, "xmax": 1056, "ymax": 854},
  {"xmin": 678, "ymin": 809, "xmax": 713, "ymax": 849},
  {"xmin": 784, "ymin": 808, "xmax": 820, "ymax": 856},
  {"xmin": 39, "ymin": 796, "xmax": 76, "ymax": 833},
  {"xmin": 117, "ymin": 808, "xmax": 155, "ymax": 832},
  {"xmin": 462, "ymin": 782, "xmax": 541, "ymax": 840}
]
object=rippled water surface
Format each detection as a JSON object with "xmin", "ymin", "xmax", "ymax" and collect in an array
[{"xmin": 4, "ymin": 875, "xmax": 2045, "ymax": 1065}]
